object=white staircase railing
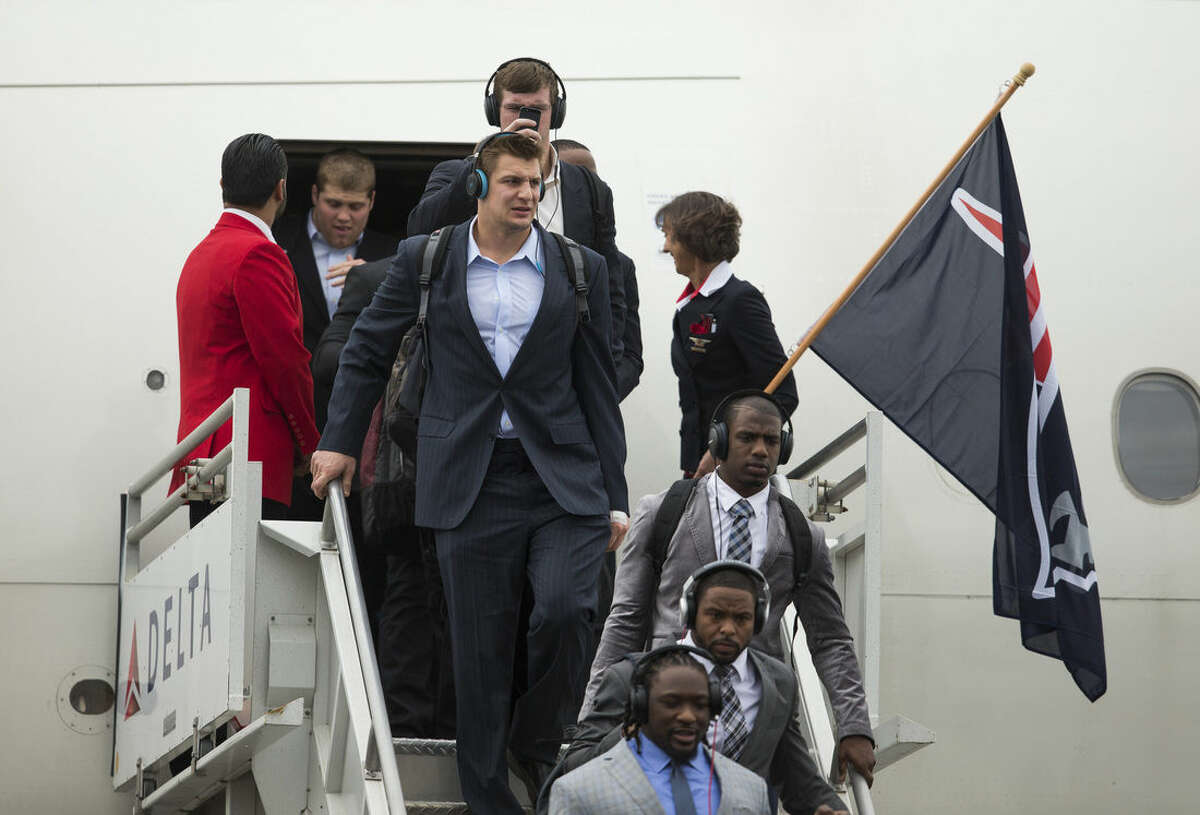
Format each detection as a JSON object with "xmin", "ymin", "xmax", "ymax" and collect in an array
[{"xmin": 778, "ymin": 411, "xmax": 935, "ymax": 814}]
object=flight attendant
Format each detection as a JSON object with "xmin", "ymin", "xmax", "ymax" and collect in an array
[{"xmin": 657, "ymin": 191, "xmax": 799, "ymax": 476}]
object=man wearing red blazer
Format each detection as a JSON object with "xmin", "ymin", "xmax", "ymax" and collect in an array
[{"xmin": 171, "ymin": 133, "xmax": 320, "ymax": 526}]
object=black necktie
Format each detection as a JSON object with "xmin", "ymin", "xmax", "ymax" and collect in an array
[{"xmin": 670, "ymin": 761, "xmax": 698, "ymax": 815}]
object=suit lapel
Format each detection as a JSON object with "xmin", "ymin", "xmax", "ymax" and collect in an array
[
  {"xmin": 506, "ymin": 223, "xmax": 560, "ymax": 375},
  {"xmin": 602, "ymin": 743, "xmax": 669, "ymax": 814},
  {"xmin": 758, "ymin": 489, "xmax": 786, "ymax": 577},
  {"xmin": 284, "ymin": 223, "xmax": 327, "ymax": 327},
  {"xmin": 444, "ymin": 225, "xmax": 503, "ymax": 378},
  {"xmin": 683, "ymin": 479, "xmax": 719, "ymax": 565},
  {"xmin": 739, "ymin": 650, "xmax": 780, "ymax": 767}
]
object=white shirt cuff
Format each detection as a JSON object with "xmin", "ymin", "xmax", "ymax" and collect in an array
[{"xmin": 610, "ymin": 510, "xmax": 629, "ymax": 525}]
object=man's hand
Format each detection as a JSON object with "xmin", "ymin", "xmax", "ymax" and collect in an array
[
  {"xmin": 310, "ymin": 451, "xmax": 357, "ymax": 499},
  {"xmin": 325, "ymin": 255, "xmax": 366, "ymax": 288},
  {"xmin": 814, "ymin": 806, "xmax": 850, "ymax": 815},
  {"xmin": 500, "ymin": 119, "xmax": 540, "ymax": 142},
  {"xmin": 693, "ymin": 450, "xmax": 717, "ymax": 478},
  {"xmin": 607, "ymin": 517, "xmax": 629, "ymax": 552},
  {"xmin": 837, "ymin": 735, "xmax": 876, "ymax": 787}
]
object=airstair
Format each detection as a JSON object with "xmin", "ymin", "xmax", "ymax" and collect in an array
[{"xmin": 116, "ymin": 389, "xmax": 930, "ymax": 813}]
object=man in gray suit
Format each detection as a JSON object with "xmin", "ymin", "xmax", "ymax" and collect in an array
[
  {"xmin": 585, "ymin": 393, "xmax": 877, "ymax": 785},
  {"xmin": 312, "ymin": 133, "xmax": 628, "ymax": 815},
  {"xmin": 550, "ymin": 563, "xmax": 848, "ymax": 814},
  {"xmin": 549, "ymin": 646, "xmax": 770, "ymax": 814}
]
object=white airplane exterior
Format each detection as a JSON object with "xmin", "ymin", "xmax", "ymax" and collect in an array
[{"xmin": 1, "ymin": 1, "xmax": 1197, "ymax": 812}]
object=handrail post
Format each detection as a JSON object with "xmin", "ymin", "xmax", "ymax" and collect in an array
[{"xmin": 324, "ymin": 488, "xmax": 405, "ymax": 812}]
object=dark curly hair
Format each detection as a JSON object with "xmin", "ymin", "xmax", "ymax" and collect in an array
[
  {"xmin": 655, "ymin": 191, "xmax": 741, "ymax": 263},
  {"xmin": 622, "ymin": 648, "xmax": 708, "ymax": 738}
]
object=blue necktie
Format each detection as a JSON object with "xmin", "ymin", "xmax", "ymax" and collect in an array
[
  {"xmin": 670, "ymin": 761, "xmax": 698, "ymax": 815},
  {"xmin": 726, "ymin": 498, "xmax": 753, "ymax": 562}
]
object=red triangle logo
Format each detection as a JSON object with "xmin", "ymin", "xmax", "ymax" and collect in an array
[{"xmin": 123, "ymin": 623, "xmax": 142, "ymax": 720}]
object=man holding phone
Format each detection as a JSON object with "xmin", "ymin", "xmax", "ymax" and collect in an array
[{"xmin": 407, "ymin": 57, "xmax": 629, "ymax": 378}]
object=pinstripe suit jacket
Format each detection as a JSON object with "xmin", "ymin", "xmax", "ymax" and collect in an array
[
  {"xmin": 548, "ymin": 741, "xmax": 770, "ymax": 814},
  {"xmin": 319, "ymin": 221, "xmax": 628, "ymax": 528},
  {"xmin": 585, "ymin": 481, "xmax": 872, "ymax": 742}
]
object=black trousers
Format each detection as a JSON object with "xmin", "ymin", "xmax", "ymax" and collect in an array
[
  {"xmin": 436, "ymin": 441, "xmax": 607, "ymax": 815},
  {"xmin": 378, "ymin": 526, "xmax": 455, "ymax": 738}
]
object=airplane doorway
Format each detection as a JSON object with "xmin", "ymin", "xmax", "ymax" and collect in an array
[{"xmin": 279, "ymin": 139, "xmax": 476, "ymax": 240}]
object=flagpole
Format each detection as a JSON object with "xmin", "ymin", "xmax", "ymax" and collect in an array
[{"xmin": 763, "ymin": 62, "xmax": 1035, "ymax": 395}]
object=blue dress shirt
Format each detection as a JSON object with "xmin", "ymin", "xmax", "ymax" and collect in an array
[
  {"xmin": 308, "ymin": 210, "xmax": 365, "ymax": 318},
  {"xmin": 465, "ymin": 219, "xmax": 546, "ymax": 438},
  {"xmin": 625, "ymin": 736, "xmax": 720, "ymax": 815}
]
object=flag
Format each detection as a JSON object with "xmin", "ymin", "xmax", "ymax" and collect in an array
[{"xmin": 811, "ymin": 115, "xmax": 1106, "ymax": 700}]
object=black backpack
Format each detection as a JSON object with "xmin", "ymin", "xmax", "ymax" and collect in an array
[{"xmin": 648, "ymin": 478, "xmax": 814, "ymax": 590}]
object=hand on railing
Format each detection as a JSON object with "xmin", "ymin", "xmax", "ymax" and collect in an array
[
  {"xmin": 837, "ymin": 735, "xmax": 876, "ymax": 786},
  {"xmin": 310, "ymin": 451, "xmax": 356, "ymax": 498}
]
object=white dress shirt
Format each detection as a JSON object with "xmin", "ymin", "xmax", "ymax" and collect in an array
[
  {"xmin": 536, "ymin": 147, "xmax": 565, "ymax": 237},
  {"xmin": 465, "ymin": 218, "xmax": 546, "ymax": 438},
  {"xmin": 308, "ymin": 210, "xmax": 365, "ymax": 318},
  {"xmin": 674, "ymin": 260, "xmax": 735, "ymax": 312},
  {"xmin": 680, "ymin": 632, "xmax": 762, "ymax": 743},
  {"xmin": 222, "ymin": 208, "xmax": 276, "ymax": 243},
  {"xmin": 704, "ymin": 471, "xmax": 770, "ymax": 567}
]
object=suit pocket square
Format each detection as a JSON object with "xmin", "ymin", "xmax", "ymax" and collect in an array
[{"xmin": 549, "ymin": 421, "xmax": 592, "ymax": 445}]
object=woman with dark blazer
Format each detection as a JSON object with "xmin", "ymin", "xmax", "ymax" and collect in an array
[{"xmin": 657, "ymin": 192, "xmax": 798, "ymax": 475}]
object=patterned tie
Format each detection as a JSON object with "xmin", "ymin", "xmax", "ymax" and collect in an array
[
  {"xmin": 726, "ymin": 498, "xmax": 754, "ymax": 562},
  {"xmin": 670, "ymin": 761, "xmax": 698, "ymax": 815},
  {"xmin": 714, "ymin": 664, "xmax": 749, "ymax": 760}
]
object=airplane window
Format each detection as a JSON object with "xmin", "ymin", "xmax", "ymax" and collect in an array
[{"xmin": 1114, "ymin": 371, "xmax": 1200, "ymax": 503}]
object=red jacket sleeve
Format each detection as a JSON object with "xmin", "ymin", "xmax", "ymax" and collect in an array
[{"xmin": 233, "ymin": 243, "xmax": 320, "ymax": 455}]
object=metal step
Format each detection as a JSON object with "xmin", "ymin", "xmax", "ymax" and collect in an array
[{"xmin": 393, "ymin": 738, "xmax": 537, "ymax": 812}]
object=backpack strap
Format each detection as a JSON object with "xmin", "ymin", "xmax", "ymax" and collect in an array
[
  {"xmin": 649, "ymin": 478, "xmax": 700, "ymax": 582},
  {"xmin": 548, "ymin": 231, "xmax": 590, "ymax": 325},
  {"xmin": 417, "ymin": 224, "xmax": 454, "ymax": 328},
  {"xmin": 778, "ymin": 493, "xmax": 814, "ymax": 588},
  {"xmin": 577, "ymin": 165, "xmax": 613, "ymax": 248}
]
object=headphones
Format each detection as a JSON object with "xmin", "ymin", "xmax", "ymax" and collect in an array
[
  {"xmin": 680, "ymin": 560, "xmax": 771, "ymax": 636},
  {"xmin": 627, "ymin": 645, "xmax": 723, "ymax": 726},
  {"xmin": 706, "ymin": 389, "xmax": 793, "ymax": 465},
  {"xmin": 464, "ymin": 131, "xmax": 545, "ymax": 201},
  {"xmin": 484, "ymin": 57, "xmax": 567, "ymax": 129}
]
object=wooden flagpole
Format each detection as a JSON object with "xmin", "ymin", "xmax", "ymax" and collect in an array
[{"xmin": 763, "ymin": 62, "xmax": 1036, "ymax": 394}]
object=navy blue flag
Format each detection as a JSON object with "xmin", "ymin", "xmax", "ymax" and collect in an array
[{"xmin": 811, "ymin": 115, "xmax": 1106, "ymax": 700}]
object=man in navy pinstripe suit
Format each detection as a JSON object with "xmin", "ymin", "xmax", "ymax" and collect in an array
[{"xmin": 312, "ymin": 133, "xmax": 629, "ymax": 815}]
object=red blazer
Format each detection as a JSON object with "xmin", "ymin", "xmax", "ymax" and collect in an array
[{"xmin": 170, "ymin": 212, "xmax": 320, "ymax": 505}]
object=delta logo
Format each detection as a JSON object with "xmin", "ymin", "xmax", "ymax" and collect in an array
[{"xmin": 122, "ymin": 564, "xmax": 217, "ymax": 720}]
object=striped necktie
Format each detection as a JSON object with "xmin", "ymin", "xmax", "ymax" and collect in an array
[
  {"xmin": 726, "ymin": 498, "xmax": 753, "ymax": 562},
  {"xmin": 714, "ymin": 664, "xmax": 749, "ymax": 759}
]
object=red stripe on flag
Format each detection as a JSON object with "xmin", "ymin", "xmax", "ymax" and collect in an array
[
  {"xmin": 961, "ymin": 199, "xmax": 1004, "ymax": 245},
  {"xmin": 1033, "ymin": 334, "xmax": 1052, "ymax": 383},
  {"xmin": 1026, "ymin": 265, "xmax": 1042, "ymax": 316}
]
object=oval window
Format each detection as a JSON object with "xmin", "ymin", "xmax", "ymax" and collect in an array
[{"xmin": 1114, "ymin": 371, "xmax": 1200, "ymax": 502}]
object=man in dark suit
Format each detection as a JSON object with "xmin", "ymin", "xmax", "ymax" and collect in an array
[
  {"xmin": 553, "ymin": 138, "xmax": 642, "ymax": 400},
  {"xmin": 312, "ymin": 133, "xmax": 628, "ymax": 815},
  {"xmin": 171, "ymin": 133, "xmax": 318, "ymax": 527},
  {"xmin": 406, "ymin": 58, "xmax": 628, "ymax": 372},
  {"xmin": 276, "ymin": 149, "xmax": 396, "ymax": 521},
  {"xmin": 550, "ymin": 563, "xmax": 849, "ymax": 815},
  {"xmin": 313, "ymin": 257, "xmax": 456, "ymax": 739},
  {"xmin": 656, "ymin": 191, "xmax": 799, "ymax": 476}
]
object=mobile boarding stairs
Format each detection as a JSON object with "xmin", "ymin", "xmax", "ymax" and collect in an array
[{"xmin": 116, "ymin": 388, "xmax": 932, "ymax": 813}]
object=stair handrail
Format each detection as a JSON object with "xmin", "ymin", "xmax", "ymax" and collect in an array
[{"xmin": 323, "ymin": 487, "xmax": 405, "ymax": 812}]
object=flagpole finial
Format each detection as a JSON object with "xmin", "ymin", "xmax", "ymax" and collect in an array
[{"xmin": 1014, "ymin": 63, "xmax": 1036, "ymax": 86}]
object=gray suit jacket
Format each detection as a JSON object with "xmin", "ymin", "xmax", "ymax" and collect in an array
[
  {"xmin": 553, "ymin": 651, "xmax": 845, "ymax": 814},
  {"xmin": 585, "ymin": 480, "xmax": 872, "ymax": 742},
  {"xmin": 549, "ymin": 741, "xmax": 770, "ymax": 815}
]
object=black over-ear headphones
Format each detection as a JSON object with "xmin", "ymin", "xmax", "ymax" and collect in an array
[
  {"xmin": 464, "ymin": 131, "xmax": 546, "ymax": 201},
  {"xmin": 627, "ymin": 645, "xmax": 723, "ymax": 725},
  {"xmin": 706, "ymin": 389, "xmax": 793, "ymax": 465},
  {"xmin": 680, "ymin": 560, "xmax": 771, "ymax": 636},
  {"xmin": 484, "ymin": 57, "xmax": 567, "ymax": 129}
]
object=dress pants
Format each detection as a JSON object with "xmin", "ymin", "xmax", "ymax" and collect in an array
[
  {"xmin": 378, "ymin": 526, "xmax": 455, "ymax": 737},
  {"xmin": 436, "ymin": 440, "xmax": 608, "ymax": 815}
]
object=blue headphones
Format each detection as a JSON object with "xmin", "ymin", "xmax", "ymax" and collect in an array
[{"xmin": 464, "ymin": 131, "xmax": 545, "ymax": 201}]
